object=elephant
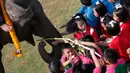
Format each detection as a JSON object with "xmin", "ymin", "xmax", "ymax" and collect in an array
[{"xmin": 0, "ymin": 0, "xmax": 63, "ymax": 72}]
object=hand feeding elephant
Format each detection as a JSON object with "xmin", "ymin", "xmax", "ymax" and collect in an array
[{"xmin": 0, "ymin": 0, "xmax": 62, "ymax": 72}]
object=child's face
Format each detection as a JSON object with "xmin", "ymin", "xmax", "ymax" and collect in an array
[
  {"xmin": 113, "ymin": 13, "xmax": 120, "ymax": 22},
  {"xmin": 127, "ymin": 48, "xmax": 130, "ymax": 58},
  {"xmin": 76, "ymin": 20, "xmax": 86, "ymax": 31},
  {"xmin": 103, "ymin": 57, "xmax": 110, "ymax": 66},
  {"xmin": 108, "ymin": 0, "xmax": 115, "ymax": 2},
  {"xmin": 63, "ymin": 48, "xmax": 76, "ymax": 58},
  {"xmin": 93, "ymin": 8, "xmax": 99, "ymax": 17}
]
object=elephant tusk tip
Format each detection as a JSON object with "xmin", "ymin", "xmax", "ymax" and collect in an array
[{"xmin": 14, "ymin": 49, "xmax": 22, "ymax": 57}]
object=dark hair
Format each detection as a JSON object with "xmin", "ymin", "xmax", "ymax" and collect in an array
[
  {"xmin": 80, "ymin": 35, "xmax": 98, "ymax": 57},
  {"xmin": 81, "ymin": 35, "xmax": 95, "ymax": 42},
  {"xmin": 124, "ymin": 0, "xmax": 130, "ymax": 7},
  {"xmin": 81, "ymin": 63, "xmax": 95, "ymax": 72},
  {"xmin": 105, "ymin": 20, "xmax": 120, "ymax": 36},
  {"xmin": 104, "ymin": 49, "xmax": 120, "ymax": 64},
  {"xmin": 102, "ymin": 14, "xmax": 113, "ymax": 25},
  {"xmin": 94, "ymin": 1, "xmax": 107, "ymax": 17},
  {"xmin": 73, "ymin": 61, "xmax": 95, "ymax": 73},
  {"xmin": 49, "ymin": 60, "xmax": 63, "ymax": 73},
  {"xmin": 114, "ymin": 5, "xmax": 129, "ymax": 22},
  {"xmin": 80, "ymin": 0, "xmax": 92, "ymax": 6},
  {"xmin": 61, "ymin": 43, "xmax": 73, "ymax": 51},
  {"xmin": 73, "ymin": 13, "xmax": 87, "ymax": 24},
  {"xmin": 65, "ymin": 13, "xmax": 88, "ymax": 32},
  {"xmin": 74, "ymin": 13, "xmax": 88, "ymax": 31},
  {"xmin": 73, "ymin": 62, "xmax": 85, "ymax": 73}
]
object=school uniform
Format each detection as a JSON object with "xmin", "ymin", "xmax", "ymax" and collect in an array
[
  {"xmin": 78, "ymin": 4, "xmax": 100, "ymax": 28},
  {"xmin": 120, "ymin": 19, "xmax": 130, "ymax": 32},
  {"xmin": 100, "ymin": 0, "xmax": 120, "ymax": 14},
  {"xmin": 109, "ymin": 19, "xmax": 130, "ymax": 61},
  {"xmin": 109, "ymin": 31, "xmax": 130, "ymax": 61},
  {"xmin": 74, "ymin": 26, "xmax": 100, "ymax": 42},
  {"xmin": 106, "ymin": 59, "xmax": 126, "ymax": 73}
]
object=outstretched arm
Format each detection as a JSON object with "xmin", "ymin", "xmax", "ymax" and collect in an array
[{"xmin": 90, "ymin": 49, "xmax": 101, "ymax": 73}]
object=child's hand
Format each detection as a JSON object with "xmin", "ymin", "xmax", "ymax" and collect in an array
[
  {"xmin": 100, "ymin": 34, "xmax": 107, "ymax": 39},
  {"xmin": 68, "ymin": 55, "xmax": 73, "ymax": 62},
  {"xmin": 90, "ymin": 48, "xmax": 95, "ymax": 55},
  {"xmin": 99, "ymin": 58, "xmax": 106, "ymax": 66},
  {"xmin": 0, "ymin": 24, "xmax": 12, "ymax": 32}
]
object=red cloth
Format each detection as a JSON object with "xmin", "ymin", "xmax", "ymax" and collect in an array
[
  {"xmin": 74, "ymin": 26, "xmax": 100, "ymax": 42},
  {"xmin": 100, "ymin": 24, "xmax": 112, "ymax": 38},
  {"xmin": 109, "ymin": 20, "xmax": 130, "ymax": 61},
  {"xmin": 120, "ymin": 20, "xmax": 130, "ymax": 32}
]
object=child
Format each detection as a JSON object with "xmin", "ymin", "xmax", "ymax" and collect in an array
[
  {"xmin": 61, "ymin": 43, "xmax": 80, "ymax": 69},
  {"xmin": 105, "ymin": 19, "xmax": 130, "ymax": 61},
  {"xmin": 49, "ymin": 59, "xmax": 64, "ymax": 73},
  {"xmin": 73, "ymin": 13, "xmax": 100, "ymax": 42},
  {"xmin": 93, "ymin": 1, "xmax": 113, "ymax": 40},
  {"xmin": 78, "ymin": 0, "xmax": 100, "ymax": 28},
  {"xmin": 108, "ymin": 4, "xmax": 130, "ymax": 61},
  {"xmin": 113, "ymin": 4, "xmax": 130, "ymax": 32},
  {"xmin": 78, "ymin": 35, "xmax": 102, "ymax": 73},
  {"xmin": 90, "ymin": 49, "xmax": 101, "ymax": 73},
  {"xmin": 104, "ymin": 49, "xmax": 127, "ymax": 73},
  {"xmin": 61, "ymin": 43, "xmax": 95, "ymax": 73},
  {"xmin": 79, "ymin": 35, "xmax": 103, "ymax": 57},
  {"xmin": 93, "ymin": 1, "xmax": 107, "ymax": 18}
]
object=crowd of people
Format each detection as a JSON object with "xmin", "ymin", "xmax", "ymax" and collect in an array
[{"xmin": 48, "ymin": 0, "xmax": 130, "ymax": 73}]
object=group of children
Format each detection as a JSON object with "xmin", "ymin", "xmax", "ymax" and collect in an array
[{"xmin": 49, "ymin": 0, "xmax": 130, "ymax": 73}]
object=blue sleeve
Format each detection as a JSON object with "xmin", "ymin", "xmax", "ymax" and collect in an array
[
  {"xmin": 78, "ymin": 5, "xmax": 85, "ymax": 14},
  {"xmin": 101, "ymin": 0, "xmax": 114, "ymax": 14},
  {"xmin": 92, "ymin": 0, "xmax": 97, "ymax": 3}
]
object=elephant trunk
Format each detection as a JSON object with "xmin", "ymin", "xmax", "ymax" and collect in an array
[
  {"xmin": 38, "ymin": 41, "xmax": 62, "ymax": 63},
  {"xmin": 38, "ymin": 41, "xmax": 52, "ymax": 63}
]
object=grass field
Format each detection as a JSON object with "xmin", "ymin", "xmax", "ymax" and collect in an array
[{"xmin": 2, "ymin": 0, "xmax": 81, "ymax": 73}]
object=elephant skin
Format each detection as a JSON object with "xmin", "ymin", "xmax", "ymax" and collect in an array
[{"xmin": 0, "ymin": 0, "xmax": 62, "ymax": 72}]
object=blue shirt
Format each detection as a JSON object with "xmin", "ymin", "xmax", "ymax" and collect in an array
[
  {"xmin": 78, "ymin": 3, "xmax": 100, "ymax": 28},
  {"xmin": 100, "ymin": 0, "xmax": 120, "ymax": 14}
]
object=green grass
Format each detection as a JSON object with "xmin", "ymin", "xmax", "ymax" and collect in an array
[{"xmin": 2, "ymin": 0, "xmax": 81, "ymax": 73}]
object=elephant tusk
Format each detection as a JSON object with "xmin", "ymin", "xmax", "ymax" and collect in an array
[
  {"xmin": 1, "ymin": 0, "xmax": 22, "ymax": 57},
  {"xmin": 42, "ymin": 38, "xmax": 101, "ymax": 58}
]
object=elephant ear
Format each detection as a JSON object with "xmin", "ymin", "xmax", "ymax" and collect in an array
[{"xmin": 5, "ymin": 0, "xmax": 34, "ymax": 27}]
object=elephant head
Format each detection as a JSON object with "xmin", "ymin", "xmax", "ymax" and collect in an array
[{"xmin": 0, "ymin": 0, "xmax": 63, "ymax": 72}]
